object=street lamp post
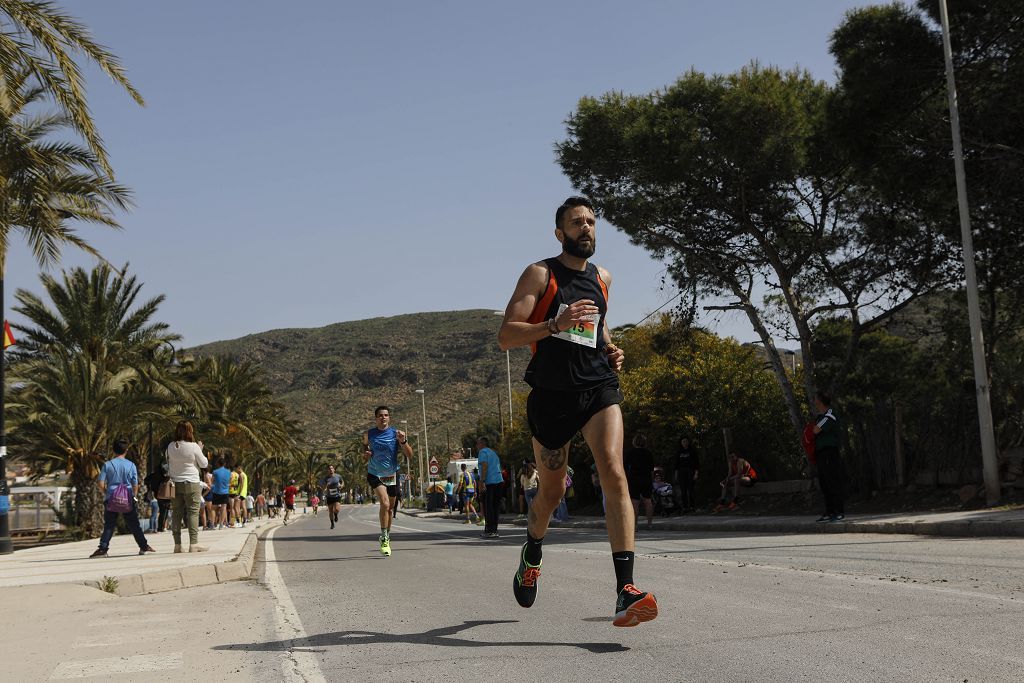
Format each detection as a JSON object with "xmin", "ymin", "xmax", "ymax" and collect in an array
[
  {"xmin": 938, "ymin": 0, "xmax": 1000, "ymax": 505},
  {"xmin": 494, "ymin": 311, "xmax": 513, "ymax": 433},
  {"xmin": 414, "ymin": 389, "xmax": 429, "ymax": 499},
  {"xmin": 400, "ymin": 420, "xmax": 412, "ymax": 500}
]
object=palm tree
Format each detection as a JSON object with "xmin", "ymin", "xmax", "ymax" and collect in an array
[
  {"xmin": 8, "ymin": 350, "xmax": 176, "ymax": 536},
  {"xmin": 0, "ymin": 0, "xmax": 143, "ymax": 174},
  {"xmin": 191, "ymin": 355, "xmax": 302, "ymax": 478},
  {"xmin": 8, "ymin": 264, "xmax": 193, "ymax": 535},
  {"xmin": 0, "ymin": 75, "xmax": 132, "ymax": 549}
]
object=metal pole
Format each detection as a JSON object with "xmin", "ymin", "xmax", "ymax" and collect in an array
[
  {"xmin": 939, "ymin": 0, "xmax": 1000, "ymax": 505},
  {"xmin": 416, "ymin": 390, "xmax": 428, "ymax": 499}
]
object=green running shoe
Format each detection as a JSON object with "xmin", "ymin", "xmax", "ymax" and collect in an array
[{"xmin": 512, "ymin": 543, "xmax": 541, "ymax": 608}]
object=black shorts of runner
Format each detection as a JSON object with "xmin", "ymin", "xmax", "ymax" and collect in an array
[
  {"xmin": 212, "ymin": 493, "xmax": 230, "ymax": 505},
  {"xmin": 628, "ymin": 478, "xmax": 653, "ymax": 500},
  {"xmin": 285, "ymin": 502, "xmax": 295, "ymax": 510},
  {"xmin": 527, "ymin": 380, "xmax": 624, "ymax": 450},
  {"xmin": 325, "ymin": 496, "xmax": 341, "ymax": 505},
  {"xmin": 366, "ymin": 473, "xmax": 399, "ymax": 497}
]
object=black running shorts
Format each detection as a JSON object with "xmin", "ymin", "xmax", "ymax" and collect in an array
[
  {"xmin": 366, "ymin": 473, "xmax": 399, "ymax": 497},
  {"xmin": 325, "ymin": 496, "xmax": 341, "ymax": 505},
  {"xmin": 212, "ymin": 493, "xmax": 230, "ymax": 505},
  {"xmin": 526, "ymin": 380, "xmax": 624, "ymax": 450}
]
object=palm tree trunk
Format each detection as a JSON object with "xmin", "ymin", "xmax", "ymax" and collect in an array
[{"xmin": 72, "ymin": 468, "xmax": 105, "ymax": 538}]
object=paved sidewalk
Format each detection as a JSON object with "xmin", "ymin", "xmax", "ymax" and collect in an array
[
  {"xmin": 0, "ymin": 514, "xmax": 290, "ymax": 595},
  {"xmin": 400, "ymin": 506, "xmax": 1024, "ymax": 537}
]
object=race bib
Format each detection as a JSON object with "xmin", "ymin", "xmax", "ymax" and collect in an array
[
  {"xmin": 380, "ymin": 474, "xmax": 397, "ymax": 486},
  {"xmin": 553, "ymin": 303, "xmax": 600, "ymax": 348}
]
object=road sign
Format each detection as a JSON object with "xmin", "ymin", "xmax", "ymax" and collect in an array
[{"xmin": 428, "ymin": 457, "xmax": 440, "ymax": 477}]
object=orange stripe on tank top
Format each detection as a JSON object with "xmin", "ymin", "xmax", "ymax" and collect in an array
[{"xmin": 527, "ymin": 268, "xmax": 558, "ymax": 354}]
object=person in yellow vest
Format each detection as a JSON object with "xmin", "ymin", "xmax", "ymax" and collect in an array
[
  {"xmin": 228, "ymin": 462, "xmax": 241, "ymax": 527},
  {"xmin": 234, "ymin": 463, "xmax": 249, "ymax": 527}
]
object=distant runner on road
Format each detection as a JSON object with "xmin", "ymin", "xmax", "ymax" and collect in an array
[
  {"xmin": 363, "ymin": 405, "xmax": 414, "ymax": 556},
  {"xmin": 322, "ymin": 464, "xmax": 344, "ymax": 530},
  {"xmin": 497, "ymin": 196, "xmax": 658, "ymax": 627}
]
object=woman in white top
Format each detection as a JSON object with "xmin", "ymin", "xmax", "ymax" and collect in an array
[
  {"xmin": 520, "ymin": 461, "xmax": 540, "ymax": 510},
  {"xmin": 166, "ymin": 421, "xmax": 209, "ymax": 553}
]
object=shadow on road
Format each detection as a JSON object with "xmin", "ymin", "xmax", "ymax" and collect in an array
[{"xmin": 213, "ymin": 619, "xmax": 628, "ymax": 654}]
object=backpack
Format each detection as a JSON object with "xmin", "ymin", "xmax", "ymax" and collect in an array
[{"xmin": 107, "ymin": 482, "xmax": 135, "ymax": 513}]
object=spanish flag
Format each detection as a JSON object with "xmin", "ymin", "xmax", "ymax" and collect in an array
[{"xmin": 3, "ymin": 321, "xmax": 14, "ymax": 349}]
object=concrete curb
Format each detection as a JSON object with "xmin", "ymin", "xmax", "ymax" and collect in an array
[
  {"xmin": 398, "ymin": 508, "xmax": 1024, "ymax": 538},
  {"xmin": 82, "ymin": 521, "xmax": 279, "ymax": 597},
  {"xmin": 506, "ymin": 517, "xmax": 1024, "ymax": 538}
]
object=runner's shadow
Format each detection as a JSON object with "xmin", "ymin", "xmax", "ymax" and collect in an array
[{"xmin": 213, "ymin": 619, "xmax": 628, "ymax": 654}]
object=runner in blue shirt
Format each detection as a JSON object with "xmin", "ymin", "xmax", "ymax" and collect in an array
[{"xmin": 363, "ymin": 405, "xmax": 413, "ymax": 556}]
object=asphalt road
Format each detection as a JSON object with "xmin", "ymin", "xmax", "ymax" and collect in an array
[{"xmin": 258, "ymin": 506, "xmax": 1024, "ymax": 682}]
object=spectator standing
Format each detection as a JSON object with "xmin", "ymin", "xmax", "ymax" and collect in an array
[
  {"xmin": 147, "ymin": 490, "xmax": 160, "ymax": 533},
  {"xmin": 444, "ymin": 476, "xmax": 455, "ymax": 515},
  {"xmin": 476, "ymin": 437, "xmax": 504, "ymax": 538},
  {"xmin": 90, "ymin": 439, "xmax": 156, "ymax": 557},
  {"xmin": 166, "ymin": 421, "xmax": 209, "ymax": 553},
  {"xmin": 202, "ymin": 469, "xmax": 215, "ymax": 530},
  {"xmin": 255, "ymin": 490, "xmax": 266, "ymax": 519},
  {"xmin": 520, "ymin": 461, "xmax": 539, "ymax": 511},
  {"xmin": 145, "ymin": 463, "xmax": 172, "ymax": 531},
  {"xmin": 211, "ymin": 456, "xmax": 232, "ymax": 529},
  {"xmin": 715, "ymin": 452, "xmax": 757, "ymax": 511},
  {"xmin": 457, "ymin": 463, "xmax": 478, "ymax": 524},
  {"xmin": 674, "ymin": 437, "xmax": 699, "ymax": 513},
  {"xmin": 624, "ymin": 433, "xmax": 655, "ymax": 530},
  {"xmin": 227, "ymin": 462, "xmax": 241, "ymax": 527},
  {"xmin": 813, "ymin": 392, "xmax": 845, "ymax": 522},
  {"xmin": 235, "ymin": 463, "xmax": 249, "ymax": 527}
]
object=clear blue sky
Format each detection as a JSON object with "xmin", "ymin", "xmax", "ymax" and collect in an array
[{"xmin": 7, "ymin": 0, "xmax": 869, "ymax": 347}]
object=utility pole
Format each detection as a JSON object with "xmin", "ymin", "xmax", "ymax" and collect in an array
[{"xmin": 939, "ymin": 0, "xmax": 1000, "ymax": 505}]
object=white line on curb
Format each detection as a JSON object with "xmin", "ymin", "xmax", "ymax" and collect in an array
[{"xmin": 264, "ymin": 524, "xmax": 327, "ymax": 683}]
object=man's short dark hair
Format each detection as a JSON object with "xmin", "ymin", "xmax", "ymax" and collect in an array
[
  {"xmin": 555, "ymin": 196, "xmax": 594, "ymax": 229},
  {"xmin": 477, "ymin": 436, "xmax": 489, "ymax": 447},
  {"xmin": 375, "ymin": 405, "xmax": 390, "ymax": 417},
  {"xmin": 112, "ymin": 439, "xmax": 129, "ymax": 455},
  {"xmin": 460, "ymin": 463, "xmax": 467, "ymax": 470},
  {"xmin": 817, "ymin": 392, "xmax": 832, "ymax": 407}
]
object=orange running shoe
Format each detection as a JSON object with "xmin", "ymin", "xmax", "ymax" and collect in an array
[{"xmin": 613, "ymin": 584, "xmax": 659, "ymax": 627}]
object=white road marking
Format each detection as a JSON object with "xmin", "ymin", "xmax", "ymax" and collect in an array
[
  {"xmin": 73, "ymin": 629, "xmax": 180, "ymax": 649},
  {"xmin": 49, "ymin": 653, "xmax": 182, "ymax": 679},
  {"xmin": 264, "ymin": 524, "xmax": 327, "ymax": 683}
]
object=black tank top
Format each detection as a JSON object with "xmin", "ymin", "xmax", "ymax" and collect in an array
[{"xmin": 524, "ymin": 258, "xmax": 616, "ymax": 390}]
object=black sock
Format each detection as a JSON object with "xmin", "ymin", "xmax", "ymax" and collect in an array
[
  {"xmin": 612, "ymin": 551, "xmax": 635, "ymax": 592},
  {"xmin": 524, "ymin": 532, "xmax": 543, "ymax": 565}
]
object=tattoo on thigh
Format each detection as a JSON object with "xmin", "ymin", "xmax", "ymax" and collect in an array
[{"xmin": 540, "ymin": 447, "xmax": 567, "ymax": 470}]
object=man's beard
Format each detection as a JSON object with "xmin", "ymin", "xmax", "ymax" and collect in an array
[{"xmin": 562, "ymin": 234, "xmax": 596, "ymax": 258}]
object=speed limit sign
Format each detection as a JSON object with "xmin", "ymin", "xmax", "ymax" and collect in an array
[{"xmin": 428, "ymin": 457, "xmax": 439, "ymax": 477}]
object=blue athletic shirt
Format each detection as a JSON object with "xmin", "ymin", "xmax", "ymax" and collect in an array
[
  {"xmin": 477, "ymin": 448, "xmax": 504, "ymax": 485},
  {"xmin": 99, "ymin": 457, "xmax": 138, "ymax": 502},
  {"xmin": 212, "ymin": 466, "xmax": 232, "ymax": 495},
  {"xmin": 367, "ymin": 427, "xmax": 401, "ymax": 478}
]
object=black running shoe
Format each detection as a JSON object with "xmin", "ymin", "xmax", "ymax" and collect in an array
[
  {"xmin": 512, "ymin": 544, "xmax": 542, "ymax": 608},
  {"xmin": 613, "ymin": 584, "xmax": 658, "ymax": 627}
]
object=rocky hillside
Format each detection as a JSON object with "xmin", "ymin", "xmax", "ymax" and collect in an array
[{"xmin": 189, "ymin": 309, "xmax": 531, "ymax": 450}]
